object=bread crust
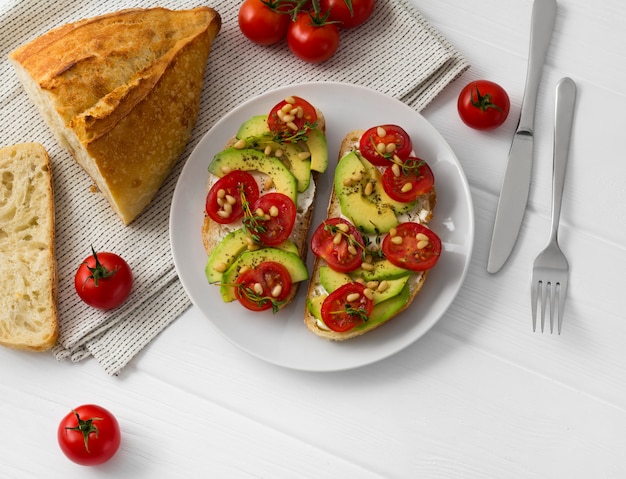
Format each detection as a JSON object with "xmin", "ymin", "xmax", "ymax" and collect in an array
[
  {"xmin": 9, "ymin": 7, "xmax": 222, "ymax": 224},
  {"xmin": 304, "ymin": 130, "xmax": 437, "ymax": 340}
]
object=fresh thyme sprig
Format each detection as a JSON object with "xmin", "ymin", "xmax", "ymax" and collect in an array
[
  {"xmin": 240, "ymin": 189, "xmax": 267, "ymax": 243},
  {"xmin": 331, "ymin": 304, "xmax": 369, "ymax": 323},
  {"xmin": 239, "ymin": 285, "xmax": 285, "ymax": 314},
  {"xmin": 273, "ymin": 120, "xmax": 318, "ymax": 143}
]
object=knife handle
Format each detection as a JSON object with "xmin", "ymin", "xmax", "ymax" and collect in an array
[
  {"xmin": 518, "ymin": 0, "xmax": 558, "ymax": 133},
  {"xmin": 550, "ymin": 77, "xmax": 576, "ymax": 241}
]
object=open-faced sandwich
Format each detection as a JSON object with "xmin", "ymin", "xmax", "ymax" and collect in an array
[
  {"xmin": 305, "ymin": 124, "xmax": 441, "ymax": 339},
  {"xmin": 202, "ymin": 96, "xmax": 328, "ymax": 312}
]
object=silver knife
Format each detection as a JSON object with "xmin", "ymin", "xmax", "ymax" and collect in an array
[{"xmin": 487, "ymin": 0, "xmax": 558, "ymax": 273}]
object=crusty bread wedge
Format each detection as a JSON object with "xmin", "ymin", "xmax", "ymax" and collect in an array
[
  {"xmin": 0, "ymin": 143, "xmax": 58, "ymax": 351},
  {"xmin": 8, "ymin": 7, "xmax": 221, "ymax": 224},
  {"xmin": 202, "ymin": 106, "xmax": 327, "ymax": 312},
  {"xmin": 304, "ymin": 130, "xmax": 438, "ymax": 340}
]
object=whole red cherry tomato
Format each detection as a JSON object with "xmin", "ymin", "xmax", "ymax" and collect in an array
[
  {"xmin": 238, "ymin": 0, "xmax": 290, "ymax": 46},
  {"xmin": 457, "ymin": 80, "xmax": 510, "ymax": 130},
  {"xmin": 58, "ymin": 404, "xmax": 121, "ymax": 466},
  {"xmin": 320, "ymin": 0, "xmax": 375, "ymax": 29},
  {"xmin": 75, "ymin": 247, "xmax": 133, "ymax": 310},
  {"xmin": 287, "ymin": 12, "xmax": 340, "ymax": 63}
]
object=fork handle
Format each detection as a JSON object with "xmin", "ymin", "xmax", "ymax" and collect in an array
[{"xmin": 550, "ymin": 77, "xmax": 577, "ymax": 242}]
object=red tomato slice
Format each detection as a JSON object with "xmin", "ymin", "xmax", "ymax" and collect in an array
[
  {"xmin": 321, "ymin": 282, "xmax": 373, "ymax": 332},
  {"xmin": 249, "ymin": 192, "xmax": 296, "ymax": 246},
  {"xmin": 206, "ymin": 170, "xmax": 260, "ymax": 224},
  {"xmin": 359, "ymin": 124, "xmax": 413, "ymax": 167},
  {"xmin": 310, "ymin": 217, "xmax": 365, "ymax": 273},
  {"xmin": 381, "ymin": 157, "xmax": 435, "ymax": 203},
  {"xmin": 267, "ymin": 96, "xmax": 318, "ymax": 139},
  {"xmin": 235, "ymin": 261, "xmax": 293, "ymax": 312},
  {"xmin": 382, "ymin": 222, "xmax": 442, "ymax": 272}
]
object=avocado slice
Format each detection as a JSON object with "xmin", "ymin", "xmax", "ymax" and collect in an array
[
  {"xmin": 205, "ymin": 228, "xmax": 299, "ymax": 284},
  {"xmin": 246, "ymin": 139, "xmax": 310, "ymax": 193},
  {"xmin": 319, "ymin": 266, "xmax": 409, "ymax": 304},
  {"xmin": 208, "ymin": 148, "xmax": 298, "ymax": 204},
  {"xmin": 351, "ymin": 258, "xmax": 411, "ymax": 281},
  {"xmin": 220, "ymin": 248, "xmax": 309, "ymax": 302},
  {"xmin": 306, "ymin": 128, "xmax": 328, "ymax": 173},
  {"xmin": 307, "ymin": 283, "xmax": 411, "ymax": 330},
  {"xmin": 236, "ymin": 114, "xmax": 270, "ymax": 140},
  {"xmin": 334, "ymin": 152, "xmax": 399, "ymax": 234},
  {"xmin": 358, "ymin": 155, "xmax": 416, "ymax": 215}
]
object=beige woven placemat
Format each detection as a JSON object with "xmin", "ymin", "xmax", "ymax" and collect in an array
[{"xmin": 0, "ymin": 0, "xmax": 468, "ymax": 375}]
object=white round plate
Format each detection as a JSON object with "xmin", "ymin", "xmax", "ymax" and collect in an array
[{"xmin": 170, "ymin": 82, "xmax": 474, "ymax": 372}]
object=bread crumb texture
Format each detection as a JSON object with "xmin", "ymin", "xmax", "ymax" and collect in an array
[{"xmin": 0, "ymin": 144, "xmax": 58, "ymax": 351}]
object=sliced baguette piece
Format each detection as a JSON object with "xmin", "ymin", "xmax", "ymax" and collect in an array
[
  {"xmin": 304, "ymin": 130, "xmax": 437, "ymax": 340},
  {"xmin": 9, "ymin": 7, "xmax": 221, "ymax": 224},
  {"xmin": 0, "ymin": 143, "xmax": 58, "ymax": 351}
]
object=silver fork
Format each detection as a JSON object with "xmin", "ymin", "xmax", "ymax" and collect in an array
[{"xmin": 531, "ymin": 77, "xmax": 577, "ymax": 334}]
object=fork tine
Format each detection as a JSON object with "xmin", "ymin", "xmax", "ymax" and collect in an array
[
  {"xmin": 549, "ymin": 282, "xmax": 556, "ymax": 333},
  {"xmin": 557, "ymin": 280, "xmax": 568, "ymax": 334},
  {"xmin": 531, "ymin": 279, "xmax": 538, "ymax": 332},
  {"xmin": 540, "ymin": 281, "xmax": 548, "ymax": 332}
]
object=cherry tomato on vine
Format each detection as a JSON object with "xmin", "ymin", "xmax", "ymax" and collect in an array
[
  {"xmin": 205, "ymin": 170, "xmax": 260, "ymax": 224},
  {"xmin": 321, "ymin": 282, "xmax": 373, "ymax": 332},
  {"xmin": 267, "ymin": 96, "xmax": 318, "ymax": 138},
  {"xmin": 75, "ymin": 248, "xmax": 133, "ymax": 310},
  {"xmin": 235, "ymin": 261, "xmax": 292, "ymax": 312},
  {"xmin": 320, "ymin": 0, "xmax": 375, "ymax": 29},
  {"xmin": 382, "ymin": 222, "xmax": 442, "ymax": 272},
  {"xmin": 249, "ymin": 192, "xmax": 297, "ymax": 246},
  {"xmin": 457, "ymin": 80, "xmax": 510, "ymax": 130},
  {"xmin": 57, "ymin": 404, "xmax": 121, "ymax": 466},
  {"xmin": 381, "ymin": 157, "xmax": 434, "ymax": 203},
  {"xmin": 238, "ymin": 0, "xmax": 291, "ymax": 46},
  {"xmin": 359, "ymin": 124, "xmax": 413, "ymax": 167},
  {"xmin": 287, "ymin": 11, "xmax": 340, "ymax": 63},
  {"xmin": 311, "ymin": 217, "xmax": 365, "ymax": 273}
]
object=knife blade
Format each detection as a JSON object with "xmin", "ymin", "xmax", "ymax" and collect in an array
[{"xmin": 487, "ymin": 0, "xmax": 558, "ymax": 274}]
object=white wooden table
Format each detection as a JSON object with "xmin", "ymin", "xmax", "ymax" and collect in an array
[{"xmin": 2, "ymin": 0, "xmax": 625, "ymax": 477}]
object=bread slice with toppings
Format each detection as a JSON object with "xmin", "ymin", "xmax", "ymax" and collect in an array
[
  {"xmin": 9, "ymin": 7, "xmax": 221, "ymax": 224},
  {"xmin": 0, "ymin": 143, "xmax": 58, "ymax": 351},
  {"xmin": 304, "ymin": 129, "xmax": 439, "ymax": 340}
]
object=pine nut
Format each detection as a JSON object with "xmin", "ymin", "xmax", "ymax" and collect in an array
[
  {"xmin": 221, "ymin": 166, "xmax": 232, "ymax": 175},
  {"xmin": 346, "ymin": 292, "xmax": 361, "ymax": 302},
  {"xmin": 336, "ymin": 223, "xmax": 349, "ymax": 232},
  {"xmin": 361, "ymin": 262, "xmax": 375, "ymax": 271},
  {"xmin": 333, "ymin": 232, "xmax": 343, "ymax": 244},
  {"xmin": 269, "ymin": 205, "xmax": 279, "ymax": 217},
  {"xmin": 285, "ymin": 96, "xmax": 296, "ymax": 104},
  {"xmin": 298, "ymin": 151, "xmax": 311, "ymax": 160},
  {"xmin": 217, "ymin": 189, "xmax": 226, "ymax": 198},
  {"xmin": 415, "ymin": 233, "xmax": 429, "ymax": 241},
  {"xmin": 213, "ymin": 262, "xmax": 227, "ymax": 273},
  {"xmin": 287, "ymin": 121, "xmax": 298, "ymax": 131},
  {"xmin": 355, "ymin": 277, "xmax": 365, "ymax": 284},
  {"xmin": 247, "ymin": 243, "xmax": 260, "ymax": 251},
  {"xmin": 376, "ymin": 142, "xmax": 386, "ymax": 154},
  {"xmin": 245, "ymin": 236, "xmax": 256, "ymax": 245},
  {"xmin": 264, "ymin": 145, "xmax": 273, "ymax": 156},
  {"xmin": 391, "ymin": 236, "xmax": 403, "ymax": 245},
  {"xmin": 363, "ymin": 288, "xmax": 375, "ymax": 300},
  {"xmin": 281, "ymin": 103, "xmax": 293, "ymax": 113},
  {"xmin": 255, "ymin": 208, "xmax": 265, "ymax": 217},
  {"xmin": 282, "ymin": 114, "xmax": 295, "ymax": 123},
  {"xmin": 417, "ymin": 240, "xmax": 430, "ymax": 250},
  {"xmin": 343, "ymin": 177, "xmax": 354, "ymax": 186},
  {"xmin": 253, "ymin": 283, "xmax": 263, "ymax": 295},
  {"xmin": 234, "ymin": 139, "xmax": 246, "ymax": 149},
  {"xmin": 392, "ymin": 164, "xmax": 401, "ymax": 177},
  {"xmin": 389, "ymin": 227, "xmax": 397, "ymax": 237},
  {"xmin": 295, "ymin": 107, "xmax": 304, "ymax": 119},
  {"xmin": 377, "ymin": 280, "xmax": 389, "ymax": 292},
  {"xmin": 216, "ymin": 197, "xmax": 225, "ymax": 207},
  {"xmin": 271, "ymin": 284, "xmax": 283, "ymax": 298},
  {"xmin": 386, "ymin": 143, "xmax": 397, "ymax": 154},
  {"xmin": 217, "ymin": 210, "xmax": 230, "ymax": 218},
  {"xmin": 366, "ymin": 281, "xmax": 379, "ymax": 290},
  {"xmin": 239, "ymin": 266, "xmax": 250, "ymax": 275},
  {"xmin": 222, "ymin": 202, "xmax": 232, "ymax": 214},
  {"xmin": 401, "ymin": 183, "xmax": 413, "ymax": 193},
  {"xmin": 274, "ymin": 148, "xmax": 283, "ymax": 158},
  {"xmin": 225, "ymin": 194, "xmax": 237, "ymax": 205},
  {"xmin": 353, "ymin": 171, "xmax": 363, "ymax": 181},
  {"xmin": 364, "ymin": 182, "xmax": 373, "ymax": 196},
  {"xmin": 347, "ymin": 245, "xmax": 358, "ymax": 255},
  {"xmin": 377, "ymin": 126, "xmax": 387, "ymax": 137},
  {"xmin": 264, "ymin": 177, "xmax": 274, "ymax": 189}
]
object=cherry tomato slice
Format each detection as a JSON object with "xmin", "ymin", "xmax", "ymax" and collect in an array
[
  {"xmin": 311, "ymin": 218, "xmax": 365, "ymax": 273},
  {"xmin": 268, "ymin": 96, "xmax": 318, "ymax": 139},
  {"xmin": 382, "ymin": 222, "xmax": 442, "ymax": 272},
  {"xmin": 381, "ymin": 157, "xmax": 435, "ymax": 203},
  {"xmin": 235, "ymin": 261, "xmax": 292, "ymax": 312},
  {"xmin": 250, "ymin": 192, "xmax": 296, "ymax": 246},
  {"xmin": 206, "ymin": 170, "xmax": 260, "ymax": 224},
  {"xmin": 321, "ymin": 282, "xmax": 373, "ymax": 332},
  {"xmin": 359, "ymin": 124, "xmax": 413, "ymax": 167}
]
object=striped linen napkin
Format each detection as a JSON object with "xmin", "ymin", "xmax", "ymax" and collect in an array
[{"xmin": 0, "ymin": 0, "xmax": 468, "ymax": 375}]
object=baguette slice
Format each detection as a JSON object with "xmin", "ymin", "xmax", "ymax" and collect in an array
[
  {"xmin": 304, "ymin": 130, "xmax": 437, "ymax": 340},
  {"xmin": 0, "ymin": 143, "xmax": 58, "ymax": 351},
  {"xmin": 9, "ymin": 7, "xmax": 221, "ymax": 224}
]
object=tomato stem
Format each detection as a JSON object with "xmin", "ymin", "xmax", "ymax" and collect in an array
[
  {"xmin": 83, "ymin": 246, "xmax": 118, "ymax": 288},
  {"xmin": 65, "ymin": 411, "xmax": 103, "ymax": 453},
  {"xmin": 470, "ymin": 86, "xmax": 504, "ymax": 112}
]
